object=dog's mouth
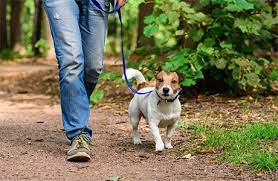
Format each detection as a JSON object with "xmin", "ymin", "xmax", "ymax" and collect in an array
[{"xmin": 162, "ymin": 93, "xmax": 169, "ymax": 97}]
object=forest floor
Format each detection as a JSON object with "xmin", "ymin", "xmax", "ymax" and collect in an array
[{"xmin": 0, "ymin": 58, "xmax": 277, "ymax": 180}]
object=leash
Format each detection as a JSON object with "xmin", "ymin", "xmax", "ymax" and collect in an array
[{"xmin": 90, "ymin": 0, "xmax": 153, "ymax": 95}]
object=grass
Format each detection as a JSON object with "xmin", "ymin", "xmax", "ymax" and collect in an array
[{"xmin": 179, "ymin": 121, "xmax": 278, "ymax": 172}]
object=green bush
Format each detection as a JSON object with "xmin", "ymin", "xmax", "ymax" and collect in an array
[
  {"xmin": 143, "ymin": 0, "xmax": 277, "ymax": 92},
  {"xmin": 0, "ymin": 49, "xmax": 23, "ymax": 60}
]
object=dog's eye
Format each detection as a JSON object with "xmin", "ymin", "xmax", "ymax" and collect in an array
[
  {"xmin": 158, "ymin": 79, "xmax": 163, "ymax": 82},
  {"xmin": 172, "ymin": 80, "xmax": 177, "ymax": 84}
]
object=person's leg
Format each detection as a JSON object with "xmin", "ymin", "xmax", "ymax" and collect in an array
[
  {"xmin": 43, "ymin": 0, "xmax": 92, "ymax": 141},
  {"xmin": 78, "ymin": 0, "xmax": 110, "ymax": 99}
]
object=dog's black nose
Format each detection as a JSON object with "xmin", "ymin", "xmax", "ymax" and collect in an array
[{"xmin": 163, "ymin": 87, "xmax": 170, "ymax": 94}]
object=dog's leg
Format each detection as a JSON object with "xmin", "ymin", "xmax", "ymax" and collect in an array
[
  {"xmin": 129, "ymin": 112, "xmax": 142, "ymax": 145},
  {"xmin": 164, "ymin": 121, "xmax": 178, "ymax": 149},
  {"xmin": 131, "ymin": 117, "xmax": 142, "ymax": 145},
  {"xmin": 149, "ymin": 121, "xmax": 164, "ymax": 151},
  {"xmin": 128, "ymin": 97, "xmax": 142, "ymax": 145}
]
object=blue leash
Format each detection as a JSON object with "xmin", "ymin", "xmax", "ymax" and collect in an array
[{"xmin": 90, "ymin": 0, "xmax": 153, "ymax": 95}]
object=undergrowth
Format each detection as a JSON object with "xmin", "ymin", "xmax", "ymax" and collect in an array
[{"xmin": 178, "ymin": 121, "xmax": 278, "ymax": 172}]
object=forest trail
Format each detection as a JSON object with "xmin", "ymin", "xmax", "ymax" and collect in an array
[
  {"xmin": 0, "ymin": 100, "xmax": 255, "ymax": 180},
  {"xmin": 0, "ymin": 61, "xmax": 273, "ymax": 180}
]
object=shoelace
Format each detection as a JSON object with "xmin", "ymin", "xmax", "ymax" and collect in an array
[{"xmin": 76, "ymin": 135, "xmax": 89, "ymax": 149}]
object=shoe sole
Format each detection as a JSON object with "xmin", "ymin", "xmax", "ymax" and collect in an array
[{"xmin": 67, "ymin": 152, "xmax": 91, "ymax": 162}]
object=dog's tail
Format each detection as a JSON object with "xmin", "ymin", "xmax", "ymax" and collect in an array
[
  {"xmin": 122, "ymin": 68, "xmax": 146, "ymax": 89},
  {"xmin": 122, "ymin": 68, "xmax": 146, "ymax": 83}
]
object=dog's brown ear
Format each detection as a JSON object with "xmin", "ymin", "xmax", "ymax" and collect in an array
[
  {"xmin": 156, "ymin": 66, "xmax": 163, "ymax": 72},
  {"xmin": 177, "ymin": 72, "xmax": 185, "ymax": 82},
  {"xmin": 155, "ymin": 66, "xmax": 163, "ymax": 78}
]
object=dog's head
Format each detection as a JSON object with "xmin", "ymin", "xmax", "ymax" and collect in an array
[{"xmin": 155, "ymin": 67, "xmax": 184, "ymax": 99}]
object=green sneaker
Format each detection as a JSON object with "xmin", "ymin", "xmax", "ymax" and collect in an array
[{"xmin": 66, "ymin": 134, "xmax": 91, "ymax": 162}]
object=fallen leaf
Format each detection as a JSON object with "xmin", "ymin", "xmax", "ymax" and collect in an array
[
  {"xmin": 228, "ymin": 100, "xmax": 236, "ymax": 103},
  {"xmin": 256, "ymin": 172, "xmax": 265, "ymax": 177},
  {"xmin": 240, "ymin": 160, "xmax": 247, "ymax": 164},
  {"xmin": 101, "ymin": 105, "xmax": 113, "ymax": 110},
  {"xmin": 182, "ymin": 154, "xmax": 192, "ymax": 159},
  {"xmin": 106, "ymin": 176, "xmax": 121, "ymax": 181}
]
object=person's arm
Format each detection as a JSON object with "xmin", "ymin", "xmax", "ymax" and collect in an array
[{"xmin": 116, "ymin": 0, "xmax": 126, "ymax": 8}]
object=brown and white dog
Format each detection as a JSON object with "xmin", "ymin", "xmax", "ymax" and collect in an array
[{"xmin": 124, "ymin": 67, "xmax": 184, "ymax": 151}]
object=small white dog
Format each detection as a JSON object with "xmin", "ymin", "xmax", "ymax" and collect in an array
[{"xmin": 124, "ymin": 67, "xmax": 184, "ymax": 151}]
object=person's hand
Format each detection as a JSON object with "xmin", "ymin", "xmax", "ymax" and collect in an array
[{"xmin": 116, "ymin": 0, "xmax": 126, "ymax": 8}]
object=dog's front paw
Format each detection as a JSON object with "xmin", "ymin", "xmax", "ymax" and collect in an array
[
  {"xmin": 164, "ymin": 143, "xmax": 173, "ymax": 149},
  {"xmin": 155, "ymin": 142, "xmax": 165, "ymax": 152},
  {"xmin": 133, "ymin": 138, "xmax": 142, "ymax": 145}
]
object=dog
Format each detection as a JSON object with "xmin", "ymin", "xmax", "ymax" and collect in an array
[{"xmin": 124, "ymin": 67, "xmax": 184, "ymax": 151}]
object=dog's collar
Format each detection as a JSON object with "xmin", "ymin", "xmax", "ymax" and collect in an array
[{"xmin": 155, "ymin": 89, "xmax": 182, "ymax": 105}]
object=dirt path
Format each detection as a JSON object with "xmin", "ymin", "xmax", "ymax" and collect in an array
[
  {"xmin": 0, "ymin": 99, "xmax": 261, "ymax": 181},
  {"xmin": 0, "ymin": 61, "xmax": 275, "ymax": 180}
]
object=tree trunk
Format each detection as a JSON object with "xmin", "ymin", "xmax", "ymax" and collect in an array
[
  {"xmin": 42, "ymin": 8, "xmax": 55, "ymax": 59},
  {"xmin": 10, "ymin": 0, "xmax": 25, "ymax": 53},
  {"xmin": 0, "ymin": 0, "xmax": 8, "ymax": 49},
  {"xmin": 136, "ymin": 0, "xmax": 154, "ymax": 48},
  {"xmin": 33, "ymin": 0, "xmax": 43, "ymax": 55}
]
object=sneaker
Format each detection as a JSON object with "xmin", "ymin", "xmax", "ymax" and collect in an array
[{"xmin": 66, "ymin": 134, "xmax": 91, "ymax": 162}]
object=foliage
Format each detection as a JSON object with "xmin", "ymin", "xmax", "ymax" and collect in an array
[
  {"xmin": 23, "ymin": 0, "xmax": 35, "ymax": 53},
  {"xmin": 89, "ymin": 71, "xmax": 122, "ymax": 105},
  {"xmin": 34, "ymin": 38, "xmax": 49, "ymax": 56},
  {"xmin": 106, "ymin": 0, "xmax": 144, "ymax": 55},
  {"xmin": 0, "ymin": 49, "xmax": 23, "ymax": 59},
  {"xmin": 188, "ymin": 122, "xmax": 278, "ymax": 172},
  {"xmin": 142, "ymin": 0, "xmax": 277, "ymax": 92},
  {"xmin": 270, "ymin": 69, "xmax": 278, "ymax": 81},
  {"xmin": 90, "ymin": 85, "xmax": 105, "ymax": 105}
]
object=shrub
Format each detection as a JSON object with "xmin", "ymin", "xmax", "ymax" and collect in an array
[{"xmin": 142, "ymin": 0, "xmax": 277, "ymax": 92}]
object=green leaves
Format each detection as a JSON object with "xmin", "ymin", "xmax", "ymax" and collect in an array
[
  {"xmin": 189, "ymin": 28, "xmax": 204, "ymax": 42},
  {"xmin": 234, "ymin": 18, "xmax": 262, "ymax": 35},
  {"xmin": 197, "ymin": 39, "xmax": 215, "ymax": 56},
  {"xmin": 225, "ymin": 0, "xmax": 254, "ymax": 12},
  {"xmin": 269, "ymin": 70, "xmax": 278, "ymax": 81},
  {"xmin": 157, "ymin": 14, "xmax": 168, "ymax": 24},
  {"xmin": 164, "ymin": 49, "xmax": 205, "ymax": 86},
  {"xmin": 164, "ymin": 49, "xmax": 190, "ymax": 71},
  {"xmin": 90, "ymin": 90, "xmax": 104, "ymax": 105},
  {"xmin": 220, "ymin": 41, "xmax": 232, "ymax": 49},
  {"xmin": 215, "ymin": 58, "xmax": 228, "ymax": 69},
  {"xmin": 186, "ymin": 12, "xmax": 207, "ymax": 24},
  {"xmin": 144, "ymin": 25, "xmax": 159, "ymax": 38},
  {"xmin": 144, "ymin": 15, "xmax": 155, "ymax": 24},
  {"xmin": 140, "ymin": 0, "xmax": 275, "ymax": 92}
]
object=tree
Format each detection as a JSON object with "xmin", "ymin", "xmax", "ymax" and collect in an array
[
  {"xmin": 136, "ymin": 0, "xmax": 154, "ymax": 48},
  {"xmin": 33, "ymin": 0, "xmax": 43, "ymax": 55},
  {"xmin": 0, "ymin": 0, "xmax": 7, "ymax": 49},
  {"xmin": 10, "ymin": 0, "xmax": 25, "ymax": 53}
]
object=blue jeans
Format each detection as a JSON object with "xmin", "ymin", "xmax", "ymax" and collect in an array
[{"xmin": 43, "ymin": 0, "xmax": 110, "ymax": 142}]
